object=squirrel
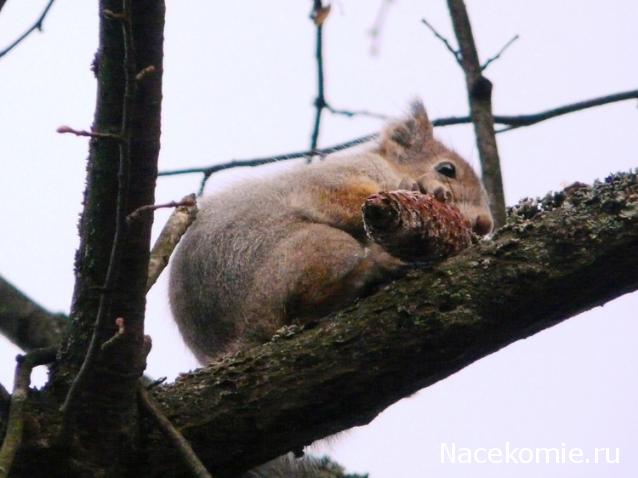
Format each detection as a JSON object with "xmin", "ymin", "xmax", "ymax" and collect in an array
[{"xmin": 169, "ymin": 100, "xmax": 493, "ymax": 364}]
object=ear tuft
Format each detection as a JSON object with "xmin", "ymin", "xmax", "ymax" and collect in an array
[
  {"xmin": 410, "ymin": 99, "xmax": 433, "ymax": 140},
  {"xmin": 377, "ymin": 99, "xmax": 434, "ymax": 161}
]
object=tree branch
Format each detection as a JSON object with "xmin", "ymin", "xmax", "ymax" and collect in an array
[
  {"xmin": 481, "ymin": 34, "xmax": 519, "ymax": 71},
  {"xmin": 0, "ymin": 347, "xmax": 56, "ymax": 478},
  {"xmin": 420, "ymin": 17, "xmax": 462, "ymax": 65},
  {"xmin": 59, "ymin": 0, "xmax": 138, "ymax": 425},
  {"xmin": 0, "ymin": 0, "xmax": 56, "ymax": 59},
  {"xmin": 309, "ymin": 1, "xmax": 330, "ymax": 151},
  {"xmin": 146, "ymin": 195, "xmax": 198, "ymax": 292},
  {"xmin": 446, "ymin": 0, "xmax": 507, "ymax": 228},
  {"xmin": 156, "ymin": 87, "xmax": 638, "ymax": 192},
  {"xmin": 142, "ymin": 172, "xmax": 638, "ymax": 477},
  {"xmin": 493, "ymin": 89, "xmax": 638, "ymax": 132},
  {"xmin": 368, "ymin": 0, "xmax": 396, "ymax": 56},
  {"xmin": 0, "ymin": 275, "xmax": 67, "ymax": 351},
  {"xmin": 47, "ymin": 0, "xmax": 165, "ymax": 473},
  {"xmin": 139, "ymin": 386, "xmax": 214, "ymax": 478}
]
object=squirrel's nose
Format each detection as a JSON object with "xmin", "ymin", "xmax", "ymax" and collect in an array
[{"xmin": 473, "ymin": 214, "xmax": 493, "ymax": 235}]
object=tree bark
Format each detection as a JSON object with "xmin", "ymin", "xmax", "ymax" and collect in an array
[
  {"xmin": 5, "ymin": 172, "xmax": 638, "ymax": 477},
  {"xmin": 38, "ymin": 0, "xmax": 165, "ymax": 475},
  {"xmin": 447, "ymin": 0, "xmax": 507, "ymax": 228},
  {"xmin": 0, "ymin": 275, "xmax": 67, "ymax": 351}
]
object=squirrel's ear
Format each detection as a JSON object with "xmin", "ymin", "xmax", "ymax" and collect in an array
[
  {"xmin": 410, "ymin": 99, "xmax": 433, "ymax": 140},
  {"xmin": 378, "ymin": 100, "xmax": 433, "ymax": 160}
]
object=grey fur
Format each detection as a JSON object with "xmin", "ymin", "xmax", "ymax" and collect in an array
[{"xmin": 169, "ymin": 101, "xmax": 492, "ymax": 363}]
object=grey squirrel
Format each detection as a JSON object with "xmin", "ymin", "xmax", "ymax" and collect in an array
[{"xmin": 169, "ymin": 100, "xmax": 493, "ymax": 364}]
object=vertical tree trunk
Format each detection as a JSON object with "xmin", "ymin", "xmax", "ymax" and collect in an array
[{"xmin": 47, "ymin": 0, "xmax": 165, "ymax": 474}]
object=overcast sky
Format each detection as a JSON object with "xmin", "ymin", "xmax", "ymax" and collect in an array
[{"xmin": 0, "ymin": 1, "xmax": 636, "ymax": 477}]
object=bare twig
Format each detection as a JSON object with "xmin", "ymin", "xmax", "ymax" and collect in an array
[
  {"xmin": 145, "ymin": 377, "xmax": 167, "ymax": 390},
  {"xmin": 146, "ymin": 194, "xmax": 198, "ymax": 291},
  {"xmin": 135, "ymin": 64, "xmax": 156, "ymax": 82},
  {"xmin": 160, "ymin": 134, "xmax": 376, "ymax": 180},
  {"xmin": 421, "ymin": 17, "xmax": 462, "ymax": 65},
  {"xmin": 326, "ymin": 105, "xmax": 390, "ymax": 120},
  {"xmin": 0, "ymin": 0, "xmax": 56, "ymax": 59},
  {"xmin": 100, "ymin": 317, "xmax": 126, "ymax": 352},
  {"xmin": 368, "ymin": 0, "xmax": 395, "ymax": 55},
  {"xmin": 492, "ymin": 89, "xmax": 638, "ymax": 131},
  {"xmin": 139, "ymin": 386, "xmax": 214, "ymax": 478},
  {"xmin": 191, "ymin": 133, "xmax": 376, "ymax": 195},
  {"xmin": 0, "ymin": 274, "xmax": 68, "ymax": 351},
  {"xmin": 60, "ymin": 0, "xmax": 137, "ymax": 430},
  {"xmin": 158, "ymin": 88, "xmax": 638, "ymax": 194},
  {"xmin": 0, "ymin": 347, "xmax": 56, "ymax": 478},
  {"xmin": 481, "ymin": 34, "xmax": 519, "ymax": 71},
  {"xmin": 309, "ymin": 1, "xmax": 330, "ymax": 151},
  {"xmin": 0, "ymin": 0, "xmax": 8, "ymax": 15},
  {"xmin": 56, "ymin": 125, "xmax": 122, "ymax": 141},
  {"xmin": 446, "ymin": 0, "xmax": 507, "ymax": 228},
  {"xmin": 127, "ymin": 197, "xmax": 196, "ymax": 225}
]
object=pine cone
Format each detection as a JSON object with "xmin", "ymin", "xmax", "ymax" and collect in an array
[{"xmin": 362, "ymin": 190, "xmax": 472, "ymax": 261}]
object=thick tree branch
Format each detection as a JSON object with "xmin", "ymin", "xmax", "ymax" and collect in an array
[
  {"xmin": 0, "ymin": 275, "xmax": 67, "ymax": 351},
  {"xmin": 59, "ymin": 0, "xmax": 138, "ymax": 425},
  {"xmin": 140, "ymin": 172, "xmax": 638, "ymax": 477},
  {"xmin": 446, "ymin": 0, "xmax": 507, "ymax": 228},
  {"xmin": 46, "ymin": 0, "xmax": 165, "ymax": 473}
]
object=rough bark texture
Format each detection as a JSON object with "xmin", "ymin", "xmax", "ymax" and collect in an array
[
  {"xmin": 447, "ymin": 0, "xmax": 507, "ymax": 228},
  {"xmin": 35, "ymin": 0, "xmax": 165, "ymax": 475},
  {"xmin": 0, "ymin": 275, "xmax": 67, "ymax": 351},
  {"xmin": 139, "ymin": 173, "xmax": 637, "ymax": 477}
]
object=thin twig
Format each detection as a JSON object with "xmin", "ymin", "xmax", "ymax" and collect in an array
[
  {"xmin": 446, "ymin": 0, "xmax": 507, "ymax": 228},
  {"xmin": 139, "ymin": 386, "xmax": 214, "ymax": 478},
  {"xmin": 193, "ymin": 133, "xmax": 376, "ymax": 195},
  {"xmin": 127, "ymin": 197, "xmax": 196, "ymax": 225},
  {"xmin": 57, "ymin": 125, "xmax": 122, "ymax": 141},
  {"xmin": 145, "ymin": 377, "xmax": 167, "ymax": 390},
  {"xmin": 135, "ymin": 64, "xmax": 156, "ymax": 82},
  {"xmin": 0, "ymin": 0, "xmax": 56, "ymax": 59},
  {"xmin": 157, "ymin": 87, "xmax": 638, "ymax": 185},
  {"xmin": 161, "ymin": 134, "xmax": 376, "ymax": 180},
  {"xmin": 100, "ymin": 317, "xmax": 126, "ymax": 352},
  {"xmin": 0, "ymin": 0, "xmax": 8, "ymax": 15},
  {"xmin": 60, "ymin": 0, "xmax": 136, "ymax": 434},
  {"xmin": 368, "ymin": 0, "xmax": 395, "ymax": 56},
  {"xmin": 326, "ymin": 104, "xmax": 390, "ymax": 120},
  {"xmin": 0, "ymin": 347, "xmax": 56, "ymax": 478},
  {"xmin": 309, "ymin": 1, "xmax": 330, "ymax": 151},
  {"xmin": 421, "ymin": 17, "xmax": 462, "ymax": 65},
  {"xmin": 491, "ymin": 89, "xmax": 638, "ymax": 131},
  {"xmin": 481, "ymin": 34, "xmax": 519, "ymax": 71},
  {"xmin": 146, "ymin": 194, "xmax": 199, "ymax": 291}
]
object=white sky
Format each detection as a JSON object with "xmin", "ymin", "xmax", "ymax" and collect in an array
[{"xmin": 0, "ymin": 1, "xmax": 637, "ymax": 477}]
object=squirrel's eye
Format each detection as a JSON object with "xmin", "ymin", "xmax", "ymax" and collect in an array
[{"xmin": 435, "ymin": 161, "xmax": 456, "ymax": 179}]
